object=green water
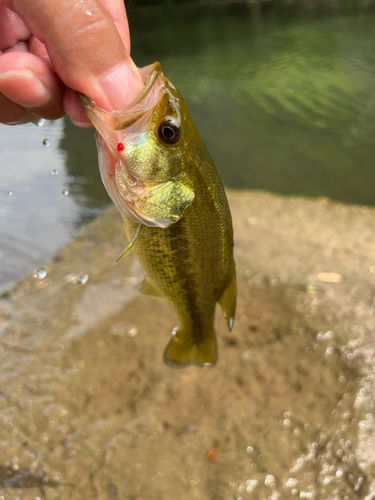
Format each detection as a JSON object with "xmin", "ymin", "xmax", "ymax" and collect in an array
[{"xmin": 127, "ymin": 4, "xmax": 375, "ymax": 204}]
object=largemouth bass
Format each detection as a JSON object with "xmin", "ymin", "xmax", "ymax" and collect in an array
[{"xmin": 80, "ymin": 63, "xmax": 236, "ymax": 368}]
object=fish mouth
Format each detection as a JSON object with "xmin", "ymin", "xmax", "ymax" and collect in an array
[{"xmin": 78, "ymin": 62, "xmax": 164, "ymax": 134}]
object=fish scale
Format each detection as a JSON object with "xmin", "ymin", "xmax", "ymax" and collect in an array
[{"xmin": 124, "ymin": 146, "xmax": 235, "ymax": 367}]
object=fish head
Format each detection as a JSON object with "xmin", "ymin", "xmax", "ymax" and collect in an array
[{"xmin": 80, "ymin": 63, "xmax": 196, "ymax": 227}]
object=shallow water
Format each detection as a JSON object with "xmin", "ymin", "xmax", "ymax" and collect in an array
[{"xmin": 1, "ymin": 192, "xmax": 375, "ymax": 499}]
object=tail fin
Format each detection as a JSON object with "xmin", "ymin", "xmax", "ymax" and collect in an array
[{"xmin": 163, "ymin": 329, "xmax": 217, "ymax": 369}]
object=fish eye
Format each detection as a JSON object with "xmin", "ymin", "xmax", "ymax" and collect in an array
[{"xmin": 158, "ymin": 122, "xmax": 180, "ymax": 145}]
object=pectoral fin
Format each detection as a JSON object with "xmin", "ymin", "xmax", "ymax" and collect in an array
[
  {"xmin": 139, "ymin": 277, "xmax": 163, "ymax": 297},
  {"xmin": 135, "ymin": 172, "xmax": 195, "ymax": 224},
  {"xmin": 112, "ymin": 224, "xmax": 142, "ymax": 266},
  {"xmin": 218, "ymin": 270, "xmax": 236, "ymax": 331}
]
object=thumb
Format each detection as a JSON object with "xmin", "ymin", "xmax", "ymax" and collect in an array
[{"xmin": 2, "ymin": 0, "xmax": 144, "ymax": 110}]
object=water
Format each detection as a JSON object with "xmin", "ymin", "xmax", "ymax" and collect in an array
[
  {"xmin": 1, "ymin": 6, "xmax": 375, "ymax": 497},
  {"xmin": 1, "ymin": 193, "xmax": 374, "ymax": 499},
  {"xmin": 0, "ymin": 120, "xmax": 108, "ymax": 293},
  {"xmin": 2, "ymin": 5, "xmax": 375, "ymax": 291},
  {"xmin": 149, "ymin": 6, "xmax": 375, "ymax": 203},
  {"xmin": 33, "ymin": 268, "xmax": 47, "ymax": 280}
]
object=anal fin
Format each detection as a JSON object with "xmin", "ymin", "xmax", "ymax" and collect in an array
[
  {"xmin": 139, "ymin": 277, "xmax": 163, "ymax": 297},
  {"xmin": 218, "ymin": 270, "xmax": 236, "ymax": 331}
]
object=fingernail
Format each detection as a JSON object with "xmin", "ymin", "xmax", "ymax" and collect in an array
[
  {"xmin": 98, "ymin": 62, "xmax": 144, "ymax": 110},
  {"xmin": 0, "ymin": 70, "xmax": 51, "ymax": 107}
]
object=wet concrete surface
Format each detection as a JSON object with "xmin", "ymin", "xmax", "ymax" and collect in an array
[{"xmin": 0, "ymin": 190, "xmax": 374, "ymax": 500}]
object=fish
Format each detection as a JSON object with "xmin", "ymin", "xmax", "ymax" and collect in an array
[{"xmin": 80, "ymin": 62, "xmax": 236, "ymax": 368}]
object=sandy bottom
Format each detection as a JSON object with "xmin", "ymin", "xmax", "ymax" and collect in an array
[{"xmin": 0, "ymin": 190, "xmax": 375, "ymax": 500}]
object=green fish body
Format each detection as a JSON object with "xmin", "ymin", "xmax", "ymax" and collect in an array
[{"xmin": 81, "ymin": 63, "xmax": 236, "ymax": 368}]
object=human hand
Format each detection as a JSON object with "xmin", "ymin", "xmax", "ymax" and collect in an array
[{"xmin": 0, "ymin": 0, "xmax": 144, "ymax": 126}]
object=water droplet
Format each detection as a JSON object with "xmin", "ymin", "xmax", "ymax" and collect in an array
[
  {"xmin": 62, "ymin": 189, "xmax": 69, "ymax": 196},
  {"xmin": 51, "ymin": 169, "xmax": 58, "ymax": 175},
  {"xmin": 34, "ymin": 268, "xmax": 47, "ymax": 279},
  {"xmin": 33, "ymin": 118, "xmax": 45, "ymax": 127},
  {"xmin": 65, "ymin": 272, "xmax": 88, "ymax": 284},
  {"xmin": 7, "ymin": 191, "xmax": 13, "ymax": 196},
  {"xmin": 246, "ymin": 446, "xmax": 253, "ymax": 453},
  {"xmin": 42, "ymin": 138, "xmax": 50, "ymax": 147}
]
